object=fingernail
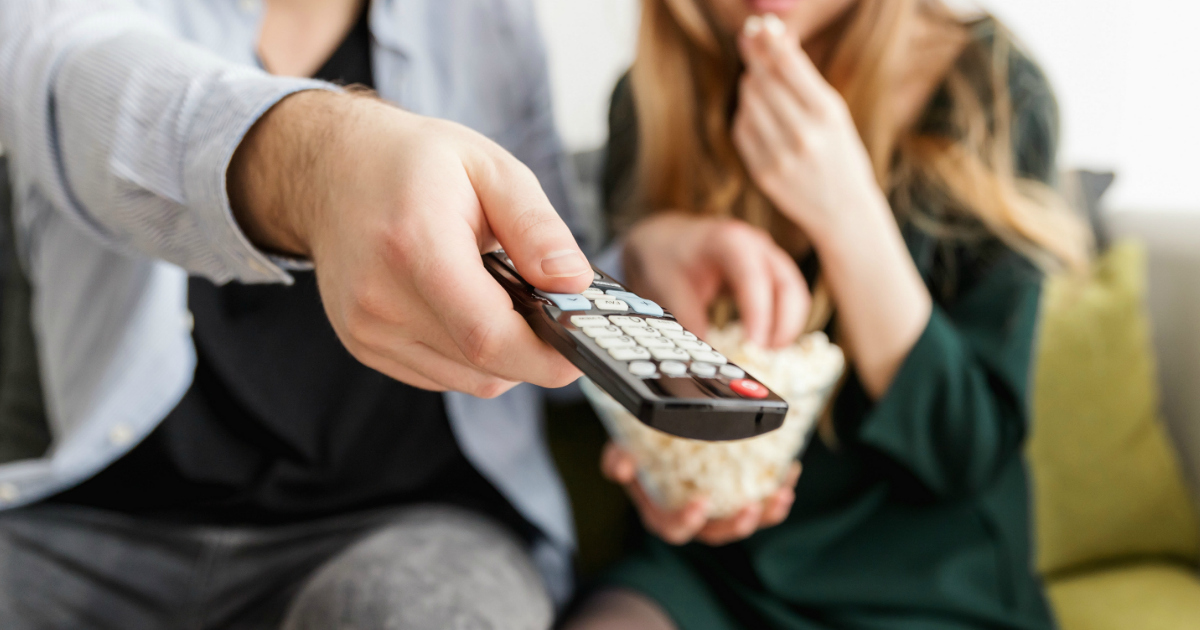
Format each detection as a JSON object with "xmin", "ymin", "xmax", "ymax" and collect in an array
[
  {"xmin": 763, "ymin": 13, "xmax": 786, "ymax": 38},
  {"xmin": 743, "ymin": 15, "xmax": 763, "ymax": 38},
  {"xmin": 540, "ymin": 250, "xmax": 590, "ymax": 278}
]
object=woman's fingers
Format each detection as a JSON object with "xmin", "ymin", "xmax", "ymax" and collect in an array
[
  {"xmin": 696, "ymin": 502, "xmax": 764, "ymax": 546},
  {"xmin": 710, "ymin": 225, "xmax": 775, "ymax": 347},
  {"xmin": 603, "ymin": 442, "xmax": 709, "ymax": 545},
  {"xmin": 765, "ymin": 246, "xmax": 810, "ymax": 348},
  {"xmin": 740, "ymin": 14, "xmax": 839, "ymax": 116}
]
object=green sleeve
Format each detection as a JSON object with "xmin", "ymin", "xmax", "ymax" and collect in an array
[{"xmin": 855, "ymin": 254, "xmax": 1041, "ymax": 497}]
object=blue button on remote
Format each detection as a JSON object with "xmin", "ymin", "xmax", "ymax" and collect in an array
[
  {"xmin": 605, "ymin": 290, "xmax": 663, "ymax": 316},
  {"xmin": 536, "ymin": 291, "xmax": 592, "ymax": 311}
]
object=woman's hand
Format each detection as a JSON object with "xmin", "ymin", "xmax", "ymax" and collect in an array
[
  {"xmin": 733, "ymin": 15, "xmax": 889, "ymax": 244},
  {"xmin": 623, "ymin": 213, "xmax": 808, "ymax": 349},
  {"xmin": 732, "ymin": 15, "xmax": 933, "ymax": 398},
  {"xmin": 601, "ymin": 442, "xmax": 800, "ymax": 546}
]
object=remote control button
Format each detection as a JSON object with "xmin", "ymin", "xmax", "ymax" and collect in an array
[
  {"xmin": 620, "ymin": 325, "xmax": 660, "ymax": 337},
  {"xmin": 591, "ymin": 279, "xmax": 623, "ymax": 290},
  {"xmin": 628, "ymin": 361, "xmax": 657, "ymax": 377},
  {"xmin": 636, "ymin": 337, "xmax": 675, "ymax": 349},
  {"xmin": 719, "ymin": 365, "xmax": 746, "ymax": 379},
  {"xmin": 536, "ymin": 292, "xmax": 591, "ymax": 311},
  {"xmin": 729, "ymin": 378, "xmax": 769, "ymax": 399},
  {"xmin": 673, "ymin": 339, "xmax": 712, "ymax": 352},
  {"xmin": 645, "ymin": 319, "xmax": 683, "ymax": 332},
  {"xmin": 650, "ymin": 347, "xmax": 690, "ymax": 361},
  {"xmin": 595, "ymin": 335, "xmax": 637, "ymax": 349},
  {"xmin": 689, "ymin": 362, "xmax": 718, "ymax": 378},
  {"xmin": 582, "ymin": 325, "xmax": 622, "ymax": 338},
  {"xmin": 687, "ymin": 349, "xmax": 727, "ymax": 364},
  {"xmin": 659, "ymin": 360, "xmax": 687, "ymax": 376},
  {"xmin": 663, "ymin": 330, "xmax": 697, "ymax": 341},
  {"xmin": 604, "ymin": 290, "xmax": 664, "ymax": 317},
  {"xmin": 593, "ymin": 298, "xmax": 628, "ymax": 311},
  {"xmin": 581, "ymin": 288, "xmax": 607, "ymax": 300},
  {"xmin": 593, "ymin": 271, "xmax": 604, "ymax": 282},
  {"xmin": 627, "ymin": 298, "xmax": 664, "ymax": 317},
  {"xmin": 570, "ymin": 315, "xmax": 609, "ymax": 328},
  {"xmin": 609, "ymin": 347, "xmax": 651, "ymax": 361},
  {"xmin": 608, "ymin": 316, "xmax": 643, "ymax": 327}
]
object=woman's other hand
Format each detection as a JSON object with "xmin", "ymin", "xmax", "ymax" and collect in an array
[
  {"xmin": 601, "ymin": 442, "xmax": 800, "ymax": 546},
  {"xmin": 733, "ymin": 14, "xmax": 888, "ymax": 243},
  {"xmin": 623, "ymin": 213, "xmax": 808, "ymax": 349}
]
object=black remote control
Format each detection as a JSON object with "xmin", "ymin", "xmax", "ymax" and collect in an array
[{"xmin": 483, "ymin": 250, "xmax": 788, "ymax": 441}]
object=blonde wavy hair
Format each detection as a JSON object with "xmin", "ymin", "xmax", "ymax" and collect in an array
[{"xmin": 626, "ymin": 0, "xmax": 1091, "ymax": 332}]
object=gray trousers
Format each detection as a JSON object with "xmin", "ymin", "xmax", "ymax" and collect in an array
[{"xmin": 0, "ymin": 504, "xmax": 553, "ymax": 630}]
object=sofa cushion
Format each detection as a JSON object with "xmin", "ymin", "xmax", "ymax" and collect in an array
[
  {"xmin": 1046, "ymin": 561, "xmax": 1200, "ymax": 630},
  {"xmin": 1028, "ymin": 240, "xmax": 1200, "ymax": 577}
]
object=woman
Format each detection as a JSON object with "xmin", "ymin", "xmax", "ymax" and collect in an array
[{"xmin": 568, "ymin": 0, "xmax": 1089, "ymax": 628}]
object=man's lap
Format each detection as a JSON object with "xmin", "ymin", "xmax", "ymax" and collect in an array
[{"xmin": 0, "ymin": 503, "xmax": 552, "ymax": 630}]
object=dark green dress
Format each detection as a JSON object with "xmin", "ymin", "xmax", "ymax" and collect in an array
[{"xmin": 599, "ymin": 22, "xmax": 1059, "ymax": 630}]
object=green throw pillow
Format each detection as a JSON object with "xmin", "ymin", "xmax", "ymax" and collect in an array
[{"xmin": 1028, "ymin": 240, "xmax": 1200, "ymax": 577}]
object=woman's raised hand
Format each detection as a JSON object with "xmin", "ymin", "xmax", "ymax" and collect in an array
[
  {"xmin": 623, "ymin": 213, "xmax": 808, "ymax": 349},
  {"xmin": 601, "ymin": 442, "xmax": 801, "ymax": 546},
  {"xmin": 733, "ymin": 14, "xmax": 889, "ymax": 246}
]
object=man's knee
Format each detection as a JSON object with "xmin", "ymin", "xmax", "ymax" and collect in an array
[{"xmin": 282, "ymin": 506, "xmax": 552, "ymax": 630}]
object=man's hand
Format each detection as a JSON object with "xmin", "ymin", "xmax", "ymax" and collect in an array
[
  {"xmin": 602, "ymin": 443, "xmax": 800, "ymax": 546},
  {"xmin": 229, "ymin": 90, "xmax": 592, "ymax": 396}
]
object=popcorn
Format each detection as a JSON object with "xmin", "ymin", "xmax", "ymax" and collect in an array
[{"xmin": 583, "ymin": 327, "xmax": 845, "ymax": 518}]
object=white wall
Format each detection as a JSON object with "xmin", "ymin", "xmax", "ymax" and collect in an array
[{"xmin": 533, "ymin": 0, "xmax": 1200, "ymax": 212}]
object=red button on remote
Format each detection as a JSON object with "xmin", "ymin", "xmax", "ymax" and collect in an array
[{"xmin": 729, "ymin": 378, "xmax": 768, "ymax": 399}]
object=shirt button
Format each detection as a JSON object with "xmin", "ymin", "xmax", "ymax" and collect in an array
[
  {"xmin": 0, "ymin": 483, "xmax": 19, "ymax": 503},
  {"xmin": 108, "ymin": 423, "xmax": 135, "ymax": 447},
  {"xmin": 184, "ymin": 310, "xmax": 195, "ymax": 332}
]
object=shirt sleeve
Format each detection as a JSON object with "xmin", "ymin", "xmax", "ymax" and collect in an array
[
  {"xmin": 0, "ymin": 0, "xmax": 336, "ymax": 284},
  {"xmin": 852, "ymin": 251, "xmax": 1042, "ymax": 498}
]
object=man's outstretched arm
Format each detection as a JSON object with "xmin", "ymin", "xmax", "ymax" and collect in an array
[{"xmin": 0, "ymin": 0, "xmax": 592, "ymax": 396}]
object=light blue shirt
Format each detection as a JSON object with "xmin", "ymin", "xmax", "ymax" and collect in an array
[{"xmin": 0, "ymin": 0, "xmax": 584, "ymax": 602}]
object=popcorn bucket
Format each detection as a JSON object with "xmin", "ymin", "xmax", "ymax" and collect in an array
[{"xmin": 582, "ymin": 329, "xmax": 844, "ymax": 518}]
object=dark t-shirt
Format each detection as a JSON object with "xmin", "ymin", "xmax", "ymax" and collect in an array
[{"xmin": 51, "ymin": 7, "xmax": 533, "ymax": 540}]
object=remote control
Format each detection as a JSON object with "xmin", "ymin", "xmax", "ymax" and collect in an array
[{"xmin": 483, "ymin": 250, "xmax": 788, "ymax": 441}]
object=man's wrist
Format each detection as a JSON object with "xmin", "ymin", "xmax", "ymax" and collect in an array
[{"xmin": 228, "ymin": 89, "xmax": 346, "ymax": 259}]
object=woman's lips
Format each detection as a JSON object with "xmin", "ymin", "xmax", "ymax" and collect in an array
[{"xmin": 745, "ymin": 0, "xmax": 800, "ymax": 13}]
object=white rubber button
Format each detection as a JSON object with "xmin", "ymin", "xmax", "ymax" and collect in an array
[
  {"xmin": 608, "ymin": 316, "xmax": 643, "ymax": 327},
  {"xmin": 690, "ymin": 362, "xmax": 718, "ymax": 378},
  {"xmin": 628, "ymin": 361, "xmax": 657, "ymax": 377},
  {"xmin": 582, "ymin": 325, "xmax": 622, "ymax": 338},
  {"xmin": 645, "ymin": 319, "xmax": 683, "ymax": 331},
  {"xmin": 688, "ymin": 349, "xmax": 727, "ymax": 364},
  {"xmin": 673, "ymin": 339, "xmax": 712, "ymax": 352},
  {"xmin": 659, "ymin": 360, "xmax": 687, "ymax": 376},
  {"xmin": 650, "ymin": 347, "xmax": 690, "ymax": 361},
  {"xmin": 663, "ymin": 330, "xmax": 697, "ymax": 341},
  {"xmin": 719, "ymin": 365, "xmax": 746, "ymax": 379},
  {"xmin": 621, "ymin": 325, "xmax": 660, "ymax": 337},
  {"xmin": 570, "ymin": 315, "xmax": 609, "ymax": 328},
  {"xmin": 593, "ymin": 298, "xmax": 629, "ymax": 311},
  {"xmin": 0, "ymin": 483, "xmax": 19, "ymax": 503},
  {"xmin": 581, "ymin": 288, "xmax": 607, "ymax": 299},
  {"xmin": 596, "ymin": 335, "xmax": 637, "ymax": 348},
  {"xmin": 636, "ymin": 337, "xmax": 675, "ymax": 349},
  {"xmin": 609, "ymin": 347, "xmax": 651, "ymax": 361}
]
